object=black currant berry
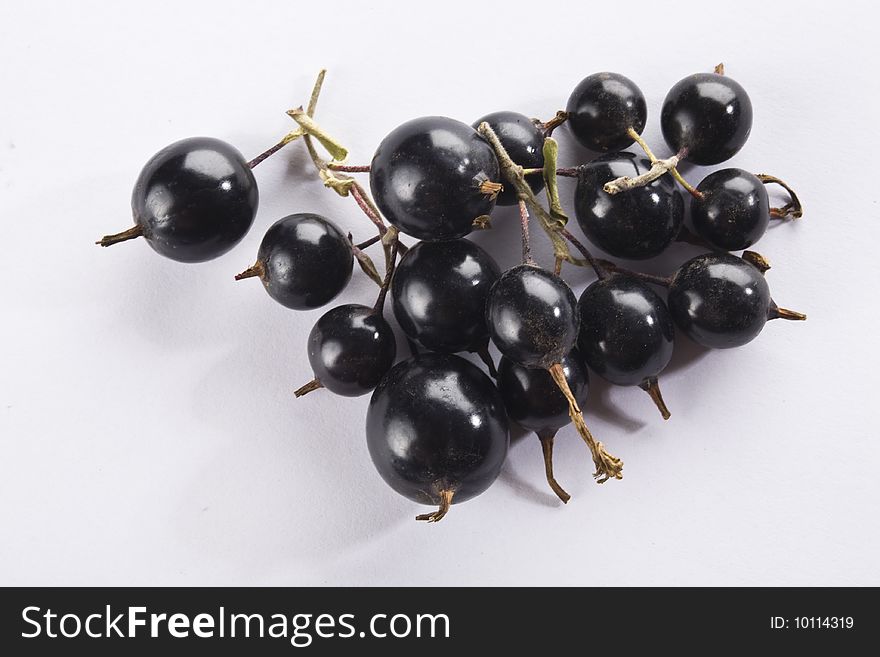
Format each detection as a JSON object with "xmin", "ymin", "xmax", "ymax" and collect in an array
[
  {"xmin": 391, "ymin": 238, "xmax": 500, "ymax": 355},
  {"xmin": 668, "ymin": 252, "xmax": 805, "ymax": 349},
  {"xmin": 98, "ymin": 137, "xmax": 258, "ymax": 262},
  {"xmin": 295, "ymin": 304, "xmax": 397, "ymax": 398},
  {"xmin": 486, "ymin": 265, "xmax": 579, "ymax": 370},
  {"xmin": 472, "ymin": 111, "xmax": 544, "ymax": 205},
  {"xmin": 366, "ymin": 353, "xmax": 509, "ymax": 522},
  {"xmin": 691, "ymin": 168, "xmax": 769, "ymax": 251},
  {"xmin": 661, "ymin": 71, "xmax": 753, "ymax": 166},
  {"xmin": 497, "ymin": 349, "xmax": 590, "ymax": 502},
  {"xmin": 235, "ymin": 213, "xmax": 353, "ymax": 310},
  {"xmin": 574, "ymin": 153, "xmax": 684, "ymax": 260},
  {"xmin": 487, "ymin": 264, "xmax": 623, "ymax": 482},
  {"xmin": 577, "ymin": 274, "xmax": 674, "ymax": 419},
  {"xmin": 566, "ymin": 72, "xmax": 647, "ymax": 153},
  {"xmin": 370, "ymin": 116, "xmax": 501, "ymax": 240}
]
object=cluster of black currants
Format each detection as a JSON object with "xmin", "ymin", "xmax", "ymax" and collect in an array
[{"xmin": 98, "ymin": 65, "xmax": 805, "ymax": 522}]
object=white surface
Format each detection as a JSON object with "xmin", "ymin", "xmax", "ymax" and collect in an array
[{"xmin": 1, "ymin": 0, "xmax": 878, "ymax": 586}]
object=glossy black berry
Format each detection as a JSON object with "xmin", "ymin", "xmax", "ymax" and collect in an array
[
  {"xmin": 300, "ymin": 304, "xmax": 396, "ymax": 397},
  {"xmin": 99, "ymin": 137, "xmax": 258, "ymax": 262},
  {"xmin": 574, "ymin": 153, "xmax": 684, "ymax": 260},
  {"xmin": 486, "ymin": 265, "xmax": 579, "ymax": 369},
  {"xmin": 692, "ymin": 168, "xmax": 770, "ymax": 251},
  {"xmin": 391, "ymin": 239, "xmax": 500, "ymax": 354},
  {"xmin": 566, "ymin": 72, "xmax": 647, "ymax": 153},
  {"xmin": 661, "ymin": 72, "xmax": 753, "ymax": 166},
  {"xmin": 498, "ymin": 349, "xmax": 589, "ymax": 438},
  {"xmin": 577, "ymin": 274, "xmax": 674, "ymax": 386},
  {"xmin": 472, "ymin": 111, "xmax": 544, "ymax": 205},
  {"xmin": 577, "ymin": 274, "xmax": 674, "ymax": 418},
  {"xmin": 237, "ymin": 213, "xmax": 353, "ymax": 310},
  {"xmin": 366, "ymin": 353, "xmax": 509, "ymax": 521},
  {"xmin": 370, "ymin": 116, "xmax": 501, "ymax": 240},
  {"xmin": 667, "ymin": 253, "xmax": 772, "ymax": 348}
]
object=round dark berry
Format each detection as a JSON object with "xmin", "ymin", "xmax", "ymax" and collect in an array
[
  {"xmin": 574, "ymin": 153, "xmax": 684, "ymax": 260},
  {"xmin": 566, "ymin": 72, "xmax": 647, "ymax": 152},
  {"xmin": 692, "ymin": 168, "xmax": 770, "ymax": 251},
  {"xmin": 661, "ymin": 72, "xmax": 753, "ymax": 165},
  {"xmin": 370, "ymin": 116, "xmax": 500, "ymax": 240},
  {"xmin": 366, "ymin": 353, "xmax": 509, "ymax": 520},
  {"xmin": 303, "ymin": 304, "xmax": 396, "ymax": 397},
  {"xmin": 100, "ymin": 137, "xmax": 258, "ymax": 262},
  {"xmin": 486, "ymin": 265, "xmax": 579, "ymax": 369},
  {"xmin": 391, "ymin": 238, "xmax": 500, "ymax": 353},
  {"xmin": 667, "ymin": 252, "xmax": 770, "ymax": 348},
  {"xmin": 237, "ymin": 213, "xmax": 353, "ymax": 310}
]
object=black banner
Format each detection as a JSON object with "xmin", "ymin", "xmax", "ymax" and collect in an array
[{"xmin": 0, "ymin": 587, "xmax": 869, "ymax": 653}]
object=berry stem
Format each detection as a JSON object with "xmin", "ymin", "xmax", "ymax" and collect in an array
[
  {"xmin": 327, "ymin": 163, "xmax": 371, "ymax": 173},
  {"xmin": 287, "ymin": 107, "xmax": 348, "ymax": 163},
  {"xmin": 96, "ymin": 224, "xmax": 143, "ymax": 247},
  {"xmin": 519, "ymin": 200, "xmax": 535, "ymax": 266},
  {"xmin": 350, "ymin": 183, "xmax": 388, "ymax": 235},
  {"xmin": 768, "ymin": 304, "xmax": 807, "ymax": 321},
  {"xmin": 373, "ymin": 231, "xmax": 400, "ymax": 313},
  {"xmin": 294, "ymin": 378, "xmax": 323, "ymax": 398},
  {"xmin": 639, "ymin": 377, "xmax": 671, "ymax": 420},
  {"xmin": 547, "ymin": 363, "xmax": 623, "ymax": 484},
  {"xmin": 293, "ymin": 72, "xmax": 407, "ymax": 254},
  {"xmin": 559, "ymin": 228, "xmax": 606, "ymax": 279},
  {"xmin": 247, "ymin": 131, "xmax": 303, "ymax": 169},
  {"xmin": 539, "ymin": 110, "xmax": 568, "ymax": 138},
  {"xmin": 474, "ymin": 342, "xmax": 498, "ymax": 379},
  {"xmin": 234, "ymin": 260, "xmax": 266, "ymax": 281},
  {"xmin": 349, "ymin": 236, "xmax": 383, "ymax": 288},
  {"xmin": 416, "ymin": 489, "xmax": 454, "ymax": 523},
  {"xmin": 603, "ymin": 151, "xmax": 683, "ymax": 194},
  {"xmin": 353, "ymin": 233, "xmax": 382, "ymax": 251},
  {"xmin": 714, "ymin": 62, "xmax": 725, "ymax": 75},
  {"xmin": 757, "ymin": 174, "xmax": 804, "ymax": 219},
  {"xmin": 480, "ymin": 180, "xmax": 503, "ymax": 200},
  {"xmin": 741, "ymin": 250, "xmax": 771, "ymax": 274},
  {"xmin": 477, "ymin": 122, "xmax": 577, "ymax": 268},
  {"xmin": 605, "ymin": 128, "xmax": 703, "ymax": 199},
  {"xmin": 538, "ymin": 431, "xmax": 571, "ymax": 503},
  {"xmin": 595, "ymin": 259, "xmax": 672, "ymax": 288},
  {"xmin": 521, "ymin": 167, "xmax": 579, "ymax": 178}
]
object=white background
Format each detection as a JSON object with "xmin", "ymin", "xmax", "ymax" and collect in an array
[{"xmin": 1, "ymin": 1, "xmax": 878, "ymax": 586}]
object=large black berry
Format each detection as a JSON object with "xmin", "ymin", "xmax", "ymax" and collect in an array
[
  {"xmin": 486, "ymin": 265, "xmax": 579, "ymax": 370},
  {"xmin": 668, "ymin": 252, "xmax": 804, "ymax": 349},
  {"xmin": 577, "ymin": 274, "xmax": 674, "ymax": 418},
  {"xmin": 98, "ymin": 137, "xmax": 258, "ymax": 262},
  {"xmin": 366, "ymin": 353, "xmax": 509, "ymax": 522},
  {"xmin": 370, "ymin": 116, "xmax": 501, "ymax": 240},
  {"xmin": 566, "ymin": 72, "xmax": 647, "ymax": 153},
  {"xmin": 391, "ymin": 238, "xmax": 500, "ymax": 354},
  {"xmin": 574, "ymin": 153, "xmax": 684, "ymax": 260},
  {"xmin": 661, "ymin": 72, "xmax": 753, "ymax": 165}
]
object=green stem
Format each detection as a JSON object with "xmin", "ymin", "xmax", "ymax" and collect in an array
[{"xmin": 476, "ymin": 122, "xmax": 576, "ymax": 267}]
